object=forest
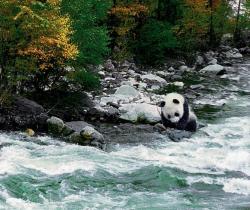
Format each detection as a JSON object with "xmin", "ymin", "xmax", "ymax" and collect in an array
[{"xmin": 0, "ymin": 0, "xmax": 249, "ymax": 99}]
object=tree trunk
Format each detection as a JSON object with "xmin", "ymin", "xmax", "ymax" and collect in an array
[{"xmin": 234, "ymin": 0, "xmax": 242, "ymax": 43}]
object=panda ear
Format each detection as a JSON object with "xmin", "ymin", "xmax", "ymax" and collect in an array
[
  {"xmin": 159, "ymin": 101, "xmax": 166, "ymax": 107},
  {"xmin": 173, "ymin": 99, "xmax": 180, "ymax": 104}
]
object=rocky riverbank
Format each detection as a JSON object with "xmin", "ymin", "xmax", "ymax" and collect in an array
[{"xmin": 0, "ymin": 45, "xmax": 249, "ymax": 149}]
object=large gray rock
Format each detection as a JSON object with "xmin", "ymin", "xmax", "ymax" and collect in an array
[
  {"xmin": 46, "ymin": 117, "xmax": 105, "ymax": 149},
  {"xmin": 115, "ymin": 85, "xmax": 140, "ymax": 97},
  {"xmin": 225, "ymin": 50, "xmax": 243, "ymax": 59},
  {"xmin": 141, "ymin": 74, "xmax": 167, "ymax": 86},
  {"xmin": 179, "ymin": 65, "xmax": 188, "ymax": 72},
  {"xmin": 100, "ymin": 85, "xmax": 141, "ymax": 106},
  {"xmin": 65, "ymin": 121, "xmax": 92, "ymax": 133},
  {"xmin": 86, "ymin": 105, "xmax": 120, "ymax": 122},
  {"xmin": 68, "ymin": 126, "xmax": 105, "ymax": 149},
  {"xmin": 200, "ymin": 64, "xmax": 224, "ymax": 73},
  {"xmin": 14, "ymin": 97, "xmax": 44, "ymax": 115},
  {"xmin": 47, "ymin": 116, "xmax": 65, "ymax": 135},
  {"xmin": 80, "ymin": 126, "xmax": 104, "ymax": 143},
  {"xmin": 166, "ymin": 130, "xmax": 193, "ymax": 142},
  {"xmin": 119, "ymin": 103, "xmax": 161, "ymax": 123}
]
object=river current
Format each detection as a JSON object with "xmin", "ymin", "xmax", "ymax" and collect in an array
[{"xmin": 0, "ymin": 61, "xmax": 250, "ymax": 210}]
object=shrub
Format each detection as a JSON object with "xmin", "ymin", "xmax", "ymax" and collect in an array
[
  {"xmin": 136, "ymin": 20, "xmax": 178, "ymax": 65},
  {"xmin": 61, "ymin": 0, "xmax": 112, "ymax": 66},
  {"xmin": 68, "ymin": 69, "xmax": 100, "ymax": 91}
]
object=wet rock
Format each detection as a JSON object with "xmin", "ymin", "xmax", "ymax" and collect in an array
[
  {"xmin": 25, "ymin": 128, "xmax": 35, "ymax": 137},
  {"xmin": 141, "ymin": 74, "xmax": 167, "ymax": 87},
  {"xmin": 47, "ymin": 116, "xmax": 65, "ymax": 135},
  {"xmin": 86, "ymin": 105, "xmax": 120, "ymax": 122},
  {"xmin": 173, "ymin": 81, "xmax": 184, "ymax": 88},
  {"xmin": 220, "ymin": 61, "xmax": 232, "ymax": 66},
  {"xmin": 65, "ymin": 121, "xmax": 92, "ymax": 133},
  {"xmin": 166, "ymin": 129, "xmax": 193, "ymax": 142},
  {"xmin": 68, "ymin": 132, "xmax": 82, "ymax": 144},
  {"xmin": 168, "ymin": 67, "xmax": 175, "ymax": 72},
  {"xmin": 14, "ymin": 97, "xmax": 44, "ymax": 115},
  {"xmin": 119, "ymin": 103, "xmax": 161, "ymax": 123},
  {"xmin": 190, "ymin": 84, "xmax": 205, "ymax": 90},
  {"xmin": 171, "ymin": 75, "xmax": 183, "ymax": 81},
  {"xmin": 225, "ymin": 50, "xmax": 243, "ymax": 59},
  {"xmin": 114, "ymin": 85, "xmax": 140, "ymax": 97},
  {"xmin": 156, "ymin": 71, "xmax": 167, "ymax": 77},
  {"xmin": 80, "ymin": 126, "xmax": 104, "ymax": 145},
  {"xmin": 0, "ymin": 97, "xmax": 48, "ymax": 131},
  {"xmin": 200, "ymin": 64, "xmax": 224, "ymax": 74},
  {"xmin": 47, "ymin": 117, "xmax": 105, "ymax": 149},
  {"xmin": 216, "ymin": 69, "xmax": 227, "ymax": 76},
  {"xmin": 208, "ymin": 58, "xmax": 217, "ymax": 65},
  {"xmin": 179, "ymin": 65, "xmax": 188, "ymax": 72}
]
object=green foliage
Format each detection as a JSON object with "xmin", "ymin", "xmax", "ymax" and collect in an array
[
  {"xmin": 68, "ymin": 69, "xmax": 100, "ymax": 91},
  {"xmin": 61, "ymin": 0, "xmax": 112, "ymax": 66},
  {"xmin": 212, "ymin": 0, "xmax": 232, "ymax": 40},
  {"xmin": 0, "ymin": 0, "xmax": 78, "ymax": 93},
  {"xmin": 136, "ymin": 20, "xmax": 178, "ymax": 65}
]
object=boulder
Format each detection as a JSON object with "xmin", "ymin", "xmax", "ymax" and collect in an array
[
  {"xmin": 200, "ymin": 64, "xmax": 224, "ymax": 74},
  {"xmin": 100, "ymin": 85, "xmax": 141, "ymax": 106},
  {"xmin": 168, "ymin": 67, "xmax": 175, "ymax": 72},
  {"xmin": 47, "ymin": 116, "xmax": 65, "ymax": 135},
  {"xmin": 46, "ymin": 117, "xmax": 105, "ymax": 149},
  {"xmin": 119, "ymin": 103, "xmax": 161, "ymax": 123},
  {"xmin": 225, "ymin": 50, "xmax": 243, "ymax": 59},
  {"xmin": 190, "ymin": 84, "xmax": 205, "ymax": 90},
  {"xmin": 86, "ymin": 105, "xmax": 120, "ymax": 122},
  {"xmin": 80, "ymin": 126, "xmax": 104, "ymax": 144},
  {"xmin": 65, "ymin": 121, "xmax": 92, "ymax": 133},
  {"xmin": 166, "ymin": 130, "xmax": 193, "ymax": 142},
  {"xmin": 141, "ymin": 74, "xmax": 167, "ymax": 87},
  {"xmin": 173, "ymin": 81, "xmax": 184, "ymax": 88},
  {"xmin": 208, "ymin": 58, "xmax": 217, "ymax": 65},
  {"xmin": 114, "ymin": 85, "xmax": 140, "ymax": 97},
  {"xmin": 14, "ymin": 97, "xmax": 44, "ymax": 115},
  {"xmin": 0, "ymin": 97, "xmax": 48, "ymax": 131},
  {"xmin": 67, "ymin": 126, "xmax": 105, "ymax": 149},
  {"xmin": 179, "ymin": 65, "xmax": 188, "ymax": 72}
]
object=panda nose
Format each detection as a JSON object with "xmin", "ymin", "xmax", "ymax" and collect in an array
[{"xmin": 168, "ymin": 115, "xmax": 171, "ymax": 119}]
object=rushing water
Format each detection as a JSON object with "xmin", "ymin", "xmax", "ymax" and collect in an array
[{"xmin": 0, "ymin": 61, "xmax": 250, "ymax": 210}]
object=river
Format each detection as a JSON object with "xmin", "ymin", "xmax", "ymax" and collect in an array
[{"xmin": 0, "ymin": 60, "xmax": 250, "ymax": 210}]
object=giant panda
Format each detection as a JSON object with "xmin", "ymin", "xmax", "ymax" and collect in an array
[{"xmin": 159, "ymin": 93, "xmax": 197, "ymax": 132}]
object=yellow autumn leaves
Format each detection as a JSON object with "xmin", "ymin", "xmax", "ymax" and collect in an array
[{"xmin": 5, "ymin": 0, "xmax": 78, "ymax": 71}]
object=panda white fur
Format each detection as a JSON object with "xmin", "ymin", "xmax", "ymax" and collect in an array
[{"xmin": 159, "ymin": 93, "xmax": 197, "ymax": 132}]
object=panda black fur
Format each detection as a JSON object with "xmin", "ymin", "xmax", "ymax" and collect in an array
[{"xmin": 159, "ymin": 93, "xmax": 197, "ymax": 132}]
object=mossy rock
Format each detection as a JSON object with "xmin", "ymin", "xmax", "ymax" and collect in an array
[{"xmin": 47, "ymin": 116, "xmax": 65, "ymax": 136}]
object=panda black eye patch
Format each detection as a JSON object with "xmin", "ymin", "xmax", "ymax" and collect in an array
[
  {"xmin": 173, "ymin": 99, "xmax": 179, "ymax": 104},
  {"xmin": 175, "ymin": 112, "xmax": 179, "ymax": 117},
  {"xmin": 159, "ymin": 101, "xmax": 166, "ymax": 107}
]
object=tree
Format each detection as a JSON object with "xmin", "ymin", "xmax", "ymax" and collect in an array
[
  {"xmin": 176, "ymin": 0, "xmax": 231, "ymax": 51},
  {"xmin": 0, "ymin": 0, "xmax": 78, "ymax": 92},
  {"xmin": 136, "ymin": 20, "xmax": 178, "ymax": 65},
  {"xmin": 61, "ymin": 0, "xmax": 112, "ymax": 66},
  {"xmin": 109, "ymin": 1, "xmax": 148, "ymax": 60}
]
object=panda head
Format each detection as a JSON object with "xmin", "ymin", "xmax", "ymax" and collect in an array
[{"xmin": 159, "ymin": 93, "xmax": 185, "ymax": 123}]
